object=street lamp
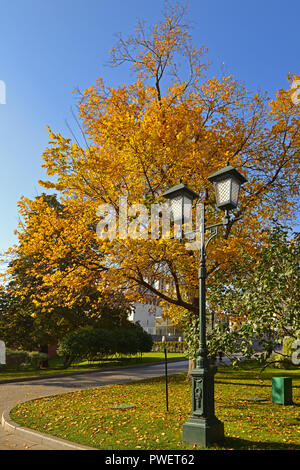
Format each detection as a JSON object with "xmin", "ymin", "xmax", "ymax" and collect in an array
[
  {"xmin": 162, "ymin": 164, "xmax": 247, "ymax": 447},
  {"xmin": 207, "ymin": 164, "xmax": 247, "ymax": 211},
  {"xmin": 162, "ymin": 180, "xmax": 198, "ymax": 238}
]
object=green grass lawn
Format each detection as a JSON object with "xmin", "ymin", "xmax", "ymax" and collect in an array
[
  {"xmin": 0, "ymin": 352, "xmax": 186, "ymax": 381},
  {"xmin": 10, "ymin": 363, "xmax": 300, "ymax": 450}
]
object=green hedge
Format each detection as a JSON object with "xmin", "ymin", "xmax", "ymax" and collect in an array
[
  {"xmin": 57, "ymin": 325, "xmax": 153, "ymax": 367},
  {"xmin": 4, "ymin": 349, "xmax": 48, "ymax": 369},
  {"xmin": 152, "ymin": 341, "xmax": 186, "ymax": 353}
]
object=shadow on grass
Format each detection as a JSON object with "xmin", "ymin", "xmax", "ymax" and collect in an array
[
  {"xmin": 215, "ymin": 380, "xmax": 300, "ymax": 391},
  {"xmin": 215, "ymin": 380, "xmax": 270, "ymax": 388},
  {"xmin": 219, "ymin": 436, "xmax": 300, "ymax": 450}
]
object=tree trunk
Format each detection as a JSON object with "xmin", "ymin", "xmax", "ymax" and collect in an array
[
  {"xmin": 63, "ymin": 356, "xmax": 73, "ymax": 369},
  {"xmin": 39, "ymin": 345, "xmax": 49, "ymax": 368}
]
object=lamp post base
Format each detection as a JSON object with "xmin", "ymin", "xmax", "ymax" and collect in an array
[
  {"xmin": 182, "ymin": 416, "xmax": 224, "ymax": 447},
  {"xmin": 182, "ymin": 364, "xmax": 224, "ymax": 447}
]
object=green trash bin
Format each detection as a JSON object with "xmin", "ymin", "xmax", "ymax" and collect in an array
[{"xmin": 272, "ymin": 377, "xmax": 293, "ymax": 405}]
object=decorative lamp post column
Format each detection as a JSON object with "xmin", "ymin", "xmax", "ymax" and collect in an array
[{"xmin": 162, "ymin": 164, "xmax": 247, "ymax": 447}]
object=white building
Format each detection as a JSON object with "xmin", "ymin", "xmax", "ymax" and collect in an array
[
  {"xmin": 129, "ymin": 279, "xmax": 182, "ymax": 338},
  {"xmin": 129, "ymin": 302, "xmax": 182, "ymax": 339},
  {"xmin": 128, "ymin": 302, "xmax": 162, "ymax": 335}
]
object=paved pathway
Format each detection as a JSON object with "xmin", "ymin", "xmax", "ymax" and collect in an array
[{"xmin": 0, "ymin": 360, "xmax": 189, "ymax": 450}]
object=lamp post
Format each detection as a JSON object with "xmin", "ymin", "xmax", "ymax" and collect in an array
[{"xmin": 162, "ymin": 164, "xmax": 247, "ymax": 447}]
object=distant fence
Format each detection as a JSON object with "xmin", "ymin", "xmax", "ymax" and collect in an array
[
  {"xmin": 151, "ymin": 335, "xmax": 183, "ymax": 342},
  {"xmin": 152, "ymin": 341, "xmax": 186, "ymax": 353}
]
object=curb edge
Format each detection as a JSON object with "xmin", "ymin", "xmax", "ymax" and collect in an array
[{"xmin": 1, "ymin": 409, "xmax": 96, "ymax": 450}]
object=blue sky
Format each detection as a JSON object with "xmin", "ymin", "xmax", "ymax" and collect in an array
[{"xmin": 0, "ymin": 0, "xmax": 299, "ymax": 257}]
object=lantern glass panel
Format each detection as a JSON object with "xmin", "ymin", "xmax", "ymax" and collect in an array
[
  {"xmin": 231, "ymin": 179, "xmax": 240, "ymax": 207},
  {"xmin": 215, "ymin": 179, "xmax": 231, "ymax": 207},
  {"xmin": 183, "ymin": 195, "xmax": 192, "ymax": 223},
  {"xmin": 170, "ymin": 195, "xmax": 183, "ymax": 224}
]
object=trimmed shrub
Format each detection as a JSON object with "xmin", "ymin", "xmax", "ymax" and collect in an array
[
  {"xmin": 57, "ymin": 327, "xmax": 116, "ymax": 366},
  {"xmin": 6, "ymin": 349, "xmax": 29, "ymax": 364},
  {"xmin": 5, "ymin": 349, "xmax": 48, "ymax": 369},
  {"xmin": 135, "ymin": 326, "xmax": 153, "ymax": 354},
  {"xmin": 57, "ymin": 325, "xmax": 153, "ymax": 367}
]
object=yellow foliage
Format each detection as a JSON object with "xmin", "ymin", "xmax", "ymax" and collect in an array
[{"xmin": 4, "ymin": 7, "xmax": 300, "ymax": 327}]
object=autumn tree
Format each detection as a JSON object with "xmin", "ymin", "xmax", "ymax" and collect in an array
[
  {"xmin": 4, "ymin": 3, "xmax": 300, "ymax": 358},
  {"xmin": 1, "ymin": 194, "xmax": 131, "ymax": 355}
]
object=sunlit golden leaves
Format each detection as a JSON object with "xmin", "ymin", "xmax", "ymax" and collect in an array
[{"xmin": 4, "ymin": 6, "xmax": 300, "ymax": 328}]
